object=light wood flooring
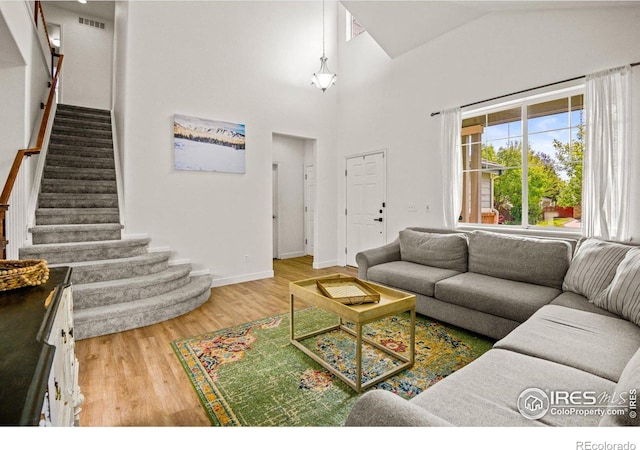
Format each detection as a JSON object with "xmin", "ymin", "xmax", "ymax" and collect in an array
[{"xmin": 75, "ymin": 256, "xmax": 357, "ymax": 426}]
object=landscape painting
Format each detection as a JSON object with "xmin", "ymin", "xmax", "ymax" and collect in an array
[{"xmin": 173, "ymin": 114, "xmax": 246, "ymax": 174}]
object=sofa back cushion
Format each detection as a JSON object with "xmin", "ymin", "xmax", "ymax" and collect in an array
[
  {"xmin": 562, "ymin": 238, "xmax": 634, "ymax": 301},
  {"xmin": 399, "ymin": 229, "xmax": 468, "ymax": 273},
  {"xmin": 468, "ymin": 231, "xmax": 572, "ymax": 289},
  {"xmin": 592, "ymin": 249, "xmax": 640, "ymax": 326},
  {"xmin": 599, "ymin": 346, "xmax": 640, "ymax": 426}
]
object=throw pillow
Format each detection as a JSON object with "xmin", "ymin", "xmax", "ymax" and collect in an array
[
  {"xmin": 398, "ymin": 229, "xmax": 468, "ymax": 273},
  {"xmin": 593, "ymin": 249, "xmax": 640, "ymax": 326},
  {"xmin": 562, "ymin": 238, "xmax": 633, "ymax": 301}
]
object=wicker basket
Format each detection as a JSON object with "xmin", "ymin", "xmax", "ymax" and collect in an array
[{"xmin": 0, "ymin": 260, "xmax": 50, "ymax": 292}]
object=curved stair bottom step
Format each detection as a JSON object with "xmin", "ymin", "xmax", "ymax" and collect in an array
[
  {"xmin": 49, "ymin": 252, "xmax": 172, "ymax": 284},
  {"xmin": 73, "ymin": 275, "xmax": 213, "ymax": 340},
  {"xmin": 73, "ymin": 264, "xmax": 192, "ymax": 309}
]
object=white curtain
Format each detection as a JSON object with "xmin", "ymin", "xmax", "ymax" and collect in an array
[
  {"xmin": 584, "ymin": 65, "xmax": 632, "ymax": 241},
  {"xmin": 440, "ymin": 108, "xmax": 462, "ymax": 229}
]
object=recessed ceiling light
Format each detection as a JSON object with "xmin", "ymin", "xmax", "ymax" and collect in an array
[{"xmin": 78, "ymin": 0, "xmax": 87, "ymax": 4}]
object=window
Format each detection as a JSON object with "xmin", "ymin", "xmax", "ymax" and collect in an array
[
  {"xmin": 460, "ymin": 88, "xmax": 585, "ymax": 230},
  {"xmin": 346, "ymin": 11, "xmax": 366, "ymax": 41}
]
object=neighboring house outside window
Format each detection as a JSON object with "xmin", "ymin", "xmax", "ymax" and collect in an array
[{"xmin": 460, "ymin": 87, "xmax": 585, "ymax": 230}]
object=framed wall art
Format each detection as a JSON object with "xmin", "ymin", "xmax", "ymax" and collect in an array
[{"xmin": 173, "ymin": 114, "xmax": 246, "ymax": 174}]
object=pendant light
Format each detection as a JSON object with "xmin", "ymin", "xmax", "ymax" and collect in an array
[{"xmin": 311, "ymin": 0, "xmax": 336, "ymax": 92}]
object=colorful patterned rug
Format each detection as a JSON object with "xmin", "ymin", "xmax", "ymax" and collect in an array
[{"xmin": 171, "ymin": 307, "xmax": 493, "ymax": 426}]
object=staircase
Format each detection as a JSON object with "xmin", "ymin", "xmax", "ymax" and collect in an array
[{"xmin": 19, "ymin": 104, "xmax": 212, "ymax": 340}]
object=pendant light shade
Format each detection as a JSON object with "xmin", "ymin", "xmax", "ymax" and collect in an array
[
  {"xmin": 312, "ymin": 0, "xmax": 336, "ymax": 92},
  {"xmin": 312, "ymin": 56, "xmax": 337, "ymax": 92}
]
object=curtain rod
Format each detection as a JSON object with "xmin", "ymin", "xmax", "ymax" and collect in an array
[{"xmin": 430, "ymin": 61, "xmax": 640, "ymax": 117}]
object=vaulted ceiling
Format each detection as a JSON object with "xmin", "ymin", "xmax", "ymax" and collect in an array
[{"xmin": 341, "ymin": 1, "xmax": 638, "ymax": 58}]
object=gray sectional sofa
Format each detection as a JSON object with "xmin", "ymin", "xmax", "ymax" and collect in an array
[{"xmin": 346, "ymin": 227, "xmax": 640, "ymax": 427}]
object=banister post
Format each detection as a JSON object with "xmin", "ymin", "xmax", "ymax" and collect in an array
[{"xmin": 0, "ymin": 204, "xmax": 8, "ymax": 259}]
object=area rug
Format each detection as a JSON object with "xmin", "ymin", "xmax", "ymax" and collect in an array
[{"xmin": 171, "ymin": 307, "xmax": 493, "ymax": 426}]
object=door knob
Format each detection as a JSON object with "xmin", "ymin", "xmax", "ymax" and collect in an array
[{"xmin": 373, "ymin": 218, "xmax": 383, "ymax": 222}]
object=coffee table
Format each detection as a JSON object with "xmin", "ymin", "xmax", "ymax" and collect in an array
[{"xmin": 289, "ymin": 273, "xmax": 416, "ymax": 393}]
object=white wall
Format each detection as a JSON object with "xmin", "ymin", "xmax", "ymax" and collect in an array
[
  {"xmin": 0, "ymin": 1, "xmax": 51, "ymax": 257},
  {"xmin": 273, "ymin": 134, "xmax": 306, "ymax": 259},
  {"xmin": 337, "ymin": 4, "xmax": 640, "ymax": 260},
  {"xmin": 41, "ymin": 3, "xmax": 113, "ymax": 110},
  {"xmin": 0, "ymin": 1, "xmax": 33, "ymax": 186},
  {"xmin": 116, "ymin": 1, "xmax": 339, "ymax": 285}
]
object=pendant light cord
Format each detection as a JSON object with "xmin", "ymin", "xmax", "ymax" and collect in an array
[{"xmin": 322, "ymin": 0, "xmax": 326, "ymax": 57}]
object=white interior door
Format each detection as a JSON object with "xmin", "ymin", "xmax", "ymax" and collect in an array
[
  {"xmin": 304, "ymin": 164, "xmax": 316, "ymax": 257},
  {"xmin": 346, "ymin": 152, "xmax": 386, "ymax": 267}
]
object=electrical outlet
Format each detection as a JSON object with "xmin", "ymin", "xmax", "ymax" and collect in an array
[
  {"xmin": 408, "ymin": 202, "xmax": 417, "ymax": 212},
  {"xmin": 426, "ymin": 204, "xmax": 431, "ymax": 212}
]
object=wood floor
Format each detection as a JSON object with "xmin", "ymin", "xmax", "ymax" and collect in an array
[{"xmin": 75, "ymin": 256, "xmax": 357, "ymax": 426}]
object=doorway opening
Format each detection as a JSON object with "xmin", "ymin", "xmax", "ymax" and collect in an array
[{"xmin": 272, "ymin": 134, "xmax": 316, "ymax": 263}]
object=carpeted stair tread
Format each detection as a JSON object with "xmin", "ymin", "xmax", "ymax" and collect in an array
[
  {"xmin": 73, "ymin": 264, "xmax": 193, "ymax": 309},
  {"xmin": 29, "ymin": 223, "xmax": 123, "ymax": 244},
  {"xmin": 48, "ymin": 144, "xmax": 115, "ymax": 158},
  {"xmin": 53, "ymin": 116, "xmax": 112, "ymax": 131},
  {"xmin": 29, "ymin": 223, "xmax": 122, "ymax": 232},
  {"xmin": 44, "ymin": 166, "xmax": 116, "ymax": 181},
  {"xmin": 35, "ymin": 208, "xmax": 120, "ymax": 225},
  {"xmin": 41, "ymin": 179, "xmax": 117, "ymax": 194},
  {"xmin": 47, "ymin": 252, "xmax": 172, "ymax": 284},
  {"xmin": 38, "ymin": 193, "xmax": 118, "ymax": 208},
  {"xmin": 49, "ymin": 135, "xmax": 113, "ymax": 148},
  {"xmin": 73, "ymin": 275, "xmax": 213, "ymax": 340},
  {"xmin": 51, "ymin": 124, "xmax": 112, "ymax": 139},
  {"xmin": 74, "ymin": 263, "xmax": 191, "ymax": 294},
  {"xmin": 55, "ymin": 106, "xmax": 111, "ymax": 123},
  {"xmin": 57, "ymin": 104, "xmax": 111, "ymax": 115},
  {"xmin": 19, "ymin": 238, "xmax": 150, "ymax": 263},
  {"xmin": 45, "ymin": 154, "xmax": 115, "ymax": 170}
]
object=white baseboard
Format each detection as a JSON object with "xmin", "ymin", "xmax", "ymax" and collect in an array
[
  {"xmin": 169, "ymin": 258, "xmax": 190, "ymax": 266},
  {"xmin": 278, "ymin": 251, "xmax": 306, "ymax": 259},
  {"xmin": 211, "ymin": 270, "xmax": 274, "ymax": 288},
  {"xmin": 123, "ymin": 233, "xmax": 150, "ymax": 240},
  {"xmin": 148, "ymin": 246, "xmax": 171, "ymax": 253},
  {"xmin": 312, "ymin": 259, "xmax": 340, "ymax": 269},
  {"xmin": 190, "ymin": 269, "xmax": 212, "ymax": 277}
]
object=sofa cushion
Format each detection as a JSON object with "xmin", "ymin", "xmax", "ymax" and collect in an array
[
  {"xmin": 412, "ymin": 348, "xmax": 614, "ymax": 426},
  {"xmin": 468, "ymin": 230, "xmax": 572, "ymax": 289},
  {"xmin": 367, "ymin": 261, "xmax": 460, "ymax": 298},
  {"xmin": 562, "ymin": 238, "xmax": 633, "ymax": 301},
  {"xmin": 344, "ymin": 390, "xmax": 453, "ymax": 427},
  {"xmin": 434, "ymin": 272, "xmax": 561, "ymax": 323},
  {"xmin": 399, "ymin": 229, "xmax": 468, "ymax": 272},
  {"xmin": 550, "ymin": 292, "xmax": 618, "ymax": 318},
  {"xmin": 599, "ymin": 346, "xmax": 640, "ymax": 426},
  {"xmin": 592, "ymin": 249, "xmax": 640, "ymax": 326},
  {"xmin": 494, "ymin": 305, "xmax": 640, "ymax": 382}
]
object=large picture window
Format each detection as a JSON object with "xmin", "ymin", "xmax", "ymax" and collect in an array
[{"xmin": 460, "ymin": 88, "xmax": 584, "ymax": 230}]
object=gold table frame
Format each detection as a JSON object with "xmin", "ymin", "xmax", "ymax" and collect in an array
[{"xmin": 289, "ymin": 273, "xmax": 416, "ymax": 393}]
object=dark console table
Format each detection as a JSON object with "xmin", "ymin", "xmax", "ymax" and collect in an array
[{"xmin": 0, "ymin": 267, "xmax": 80, "ymax": 426}]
